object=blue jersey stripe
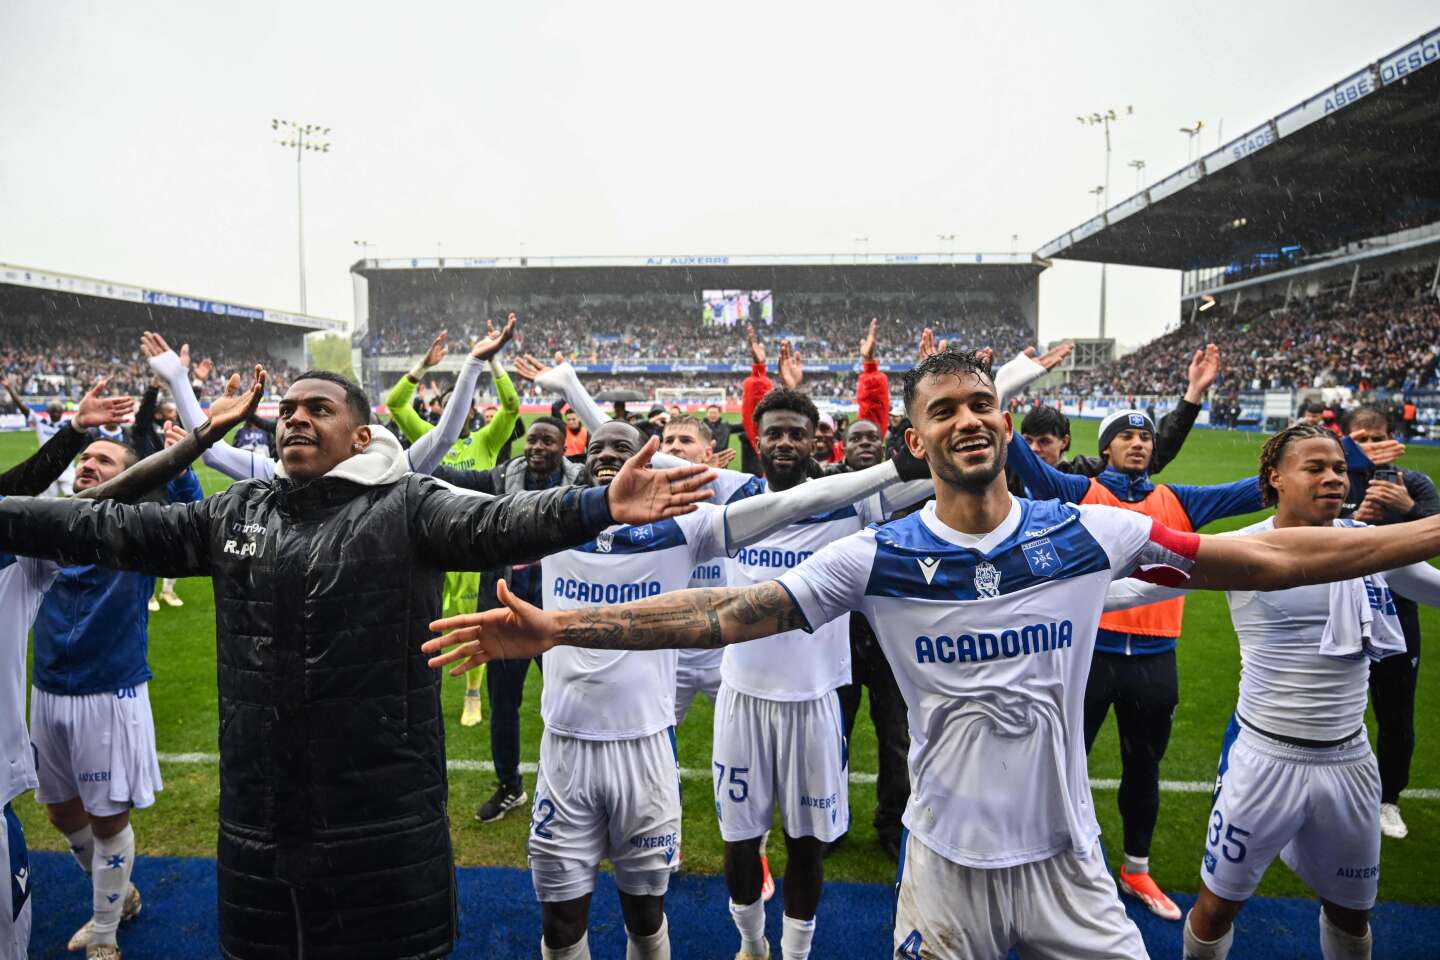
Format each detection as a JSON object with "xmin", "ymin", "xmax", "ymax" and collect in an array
[{"xmin": 574, "ymin": 518, "xmax": 688, "ymax": 554}]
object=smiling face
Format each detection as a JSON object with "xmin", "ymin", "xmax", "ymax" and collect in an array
[
  {"xmin": 585, "ymin": 419, "xmax": 643, "ymax": 486},
  {"xmin": 73, "ymin": 440, "xmax": 134, "ymax": 492},
  {"xmin": 813, "ymin": 422, "xmax": 835, "ymax": 456},
  {"xmin": 1104, "ymin": 429, "xmax": 1153, "ymax": 473},
  {"xmin": 844, "ymin": 419, "xmax": 883, "ymax": 469},
  {"xmin": 276, "ymin": 378, "xmax": 371, "ymax": 480},
  {"xmin": 905, "ymin": 368, "xmax": 1009, "ymax": 492},
  {"xmin": 525, "ymin": 422, "xmax": 565, "ymax": 476},
  {"xmin": 757, "ymin": 409, "xmax": 814, "ymax": 489},
  {"xmin": 1270, "ymin": 435, "xmax": 1349, "ymax": 524}
]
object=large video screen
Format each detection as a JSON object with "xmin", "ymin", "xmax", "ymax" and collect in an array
[{"xmin": 702, "ymin": 289, "xmax": 772, "ymax": 327}]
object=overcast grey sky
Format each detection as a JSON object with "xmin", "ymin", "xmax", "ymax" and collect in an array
[{"xmin": 2, "ymin": 1, "xmax": 1435, "ymax": 347}]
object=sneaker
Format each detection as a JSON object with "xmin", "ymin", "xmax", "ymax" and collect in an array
[
  {"xmin": 85, "ymin": 946, "xmax": 122, "ymax": 960},
  {"xmin": 1118, "ymin": 867, "xmax": 1181, "ymax": 921},
  {"xmin": 760, "ymin": 854, "xmax": 775, "ymax": 903},
  {"xmin": 160, "ymin": 591, "xmax": 183, "ymax": 608},
  {"xmin": 147, "ymin": 597, "xmax": 160, "ymax": 613},
  {"xmin": 1380, "ymin": 802, "xmax": 1409, "ymax": 839},
  {"xmin": 459, "ymin": 689, "xmax": 484, "ymax": 727},
  {"xmin": 68, "ymin": 884, "xmax": 141, "ymax": 951},
  {"xmin": 475, "ymin": 783, "xmax": 527, "ymax": 823}
]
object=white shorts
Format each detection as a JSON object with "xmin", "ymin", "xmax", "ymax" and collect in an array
[
  {"xmin": 528, "ymin": 729, "xmax": 681, "ymax": 902},
  {"xmin": 29, "ymin": 684, "xmax": 163, "ymax": 816},
  {"xmin": 711, "ymin": 684, "xmax": 849, "ymax": 844},
  {"xmin": 2, "ymin": 802, "xmax": 31, "ymax": 960},
  {"xmin": 674, "ymin": 648, "xmax": 723, "ymax": 726},
  {"xmin": 1202, "ymin": 721, "xmax": 1380, "ymax": 910},
  {"xmin": 894, "ymin": 834, "xmax": 1148, "ymax": 960}
]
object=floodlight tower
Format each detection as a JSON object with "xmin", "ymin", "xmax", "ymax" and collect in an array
[
  {"xmin": 1179, "ymin": 121, "xmax": 1205, "ymax": 163},
  {"xmin": 272, "ymin": 119, "xmax": 332, "ymax": 315},
  {"xmin": 1077, "ymin": 106, "xmax": 1133, "ymax": 338},
  {"xmin": 1128, "ymin": 159, "xmax": 1146, "ymax": 192}
]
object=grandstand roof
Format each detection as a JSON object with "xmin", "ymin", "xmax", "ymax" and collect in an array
[
  {"xmin": 1037, "ymin": 26, "xmax": 1440, "ymax": 271},
  {"xmin": 351, "ymin": 252, "xmax": 1044, "ymax": 296},
  {"xmin": 0, "ymin": 262, "xmax": 344, "ymax": 332}
]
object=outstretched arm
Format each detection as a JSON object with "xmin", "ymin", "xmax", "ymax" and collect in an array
[
  {"xmin": 523, "ymin": 355, "xmax": 610, "ymax": 433},
  {"xmin": 0, "ymin": 379, "xmax": 135, "ymax": 496},
  {"xmin": 423, "ymin": 579, "xmax": 801, "ymax": 674},
  {"xmin": 1188, "ymin": 514, "xmax": 1440, "ymax": 591}
]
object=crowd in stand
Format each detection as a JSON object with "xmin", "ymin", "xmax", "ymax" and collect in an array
[
  {"xmin": 0, "ymin": 317, "xmax": 301, "ymax": 399},
  {"xmin": 356, "ymin": 293, "xmax": 1033, "ymax": 364},
  {"xmin": 1070, "ymin": 267, "xmax": 1440, "ymax": 397}
]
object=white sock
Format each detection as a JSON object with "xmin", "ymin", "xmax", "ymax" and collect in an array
[
  {"xmin": 1319, "ymin": 909, "xmax": 1371, "ymax": 960},
  {"xmin": 781, "ymin": 914, "xmax": 816, "ymax": 959},
  {"xmin": 730, "ymin": 897, "xmax": 768, "ymax": 956},
  {"xmin": 541, "ymin": 931, "xmax": 591, "ymax": 960},
  {"xmin": 64, "ymin": 825, "xmax": 94, "ymax": 874},
  {"xmin": 162, "ymin": 578, "xmax": 176, "ymax": 593},
  {"xmin": 90, "ymin": 825, "xmax": 135, "ymax": 945},
  {"xmin": 1183, "ymin": 912, "xmax": 1233, "ymax": 960},
  {"xmin": 1123, "ymin": 852, "xmax": 1149, "ymax": 874},
  {"xmin": 626, "ymin": 915, "xmax": 670, "ymax": 960}
]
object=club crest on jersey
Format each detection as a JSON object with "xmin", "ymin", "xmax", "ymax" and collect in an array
[
  {"xmin": 595, "ymin": 531, "xmax": 614, "ymax": 553},
  {"xmin": 916, "ymin": 556, "xmax": 941, "ymax": 585},
  {"xmin": 974, "ymin": 561, "xmax": 1001, "ymax": 598},
  {"xmin": 1021, "ymin": 538, "xmax": 1059, "ymax": 577}
]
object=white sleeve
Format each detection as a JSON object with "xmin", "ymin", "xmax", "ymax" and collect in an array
[
  {"xmin": 1077, "ymin": 504, "xmax": 1200, "ymax": 586},
  {"xmin": 880, "ymin": 479, "xmax": 934, "ymax": 516},
  {"xmin": 676, "ymin": 503, "xmax": 727, "ymax": 564},
  {"xmin": 1383, "ymin": 561, "xmax": 1440, "ymax": 608},
  {"xmin": 720, "ymin": 461, "xmax": 902, "ymax": 555},
  {"xmin": 150, "ymin": 348, "xmax": 277, "ymax": 481},
  {"xmin": 994, "ymin": 351, "xmax": 1047, "ymax": 403},
  {"xmin": 535, "ymin": 362, "xmax": 609, "ymax": 433},
  {"xmin": 776, "ymin": 530, "xmax": 876, "ymax": 632},
  {"xmin": 21, "ymin": 557, "xmax": 60, "ymax": 595},
  {"xmin": 406, "ymin": 354, "xmax": 484, "ymax": 475},
  {"xmin": 1104, "ymin": 578, "xmax": 1191, "ymax": 612}
]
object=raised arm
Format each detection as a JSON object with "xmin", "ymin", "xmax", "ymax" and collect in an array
[
  {"xmin": 1187, "ymin": 514, "xmax": 1440, "ymax": 591},
  {"xmin": 385, "ymin": 329, "xmax": 449, "ymax": 443},
  {"xmin": 467, "ymin": 315, "xmax": 522, "ymax": 465},
  {"xmin": 523, "ymin": 355, "xmax": 610, "ymax": 433},
  {"xmin": 1150, "ymin": 343, "xmax": 1217, "ymax": 475},
  {"xmin": 422, "ymin": 579, "xmax": 800, "ymax": 674},
  {"xmin": 406, "ymin": 353, "xmax": 484, "ymax": 474},
  {"xmin": 0, "ymin": 379, "xmax": 134, "ymax": 496}
]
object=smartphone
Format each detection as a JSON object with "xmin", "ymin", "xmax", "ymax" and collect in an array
[{"xmin": 1373, "ymin": 467, "xmax": 1402, "ymax": 485}]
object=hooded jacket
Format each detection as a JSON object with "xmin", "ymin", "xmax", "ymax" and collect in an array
[{"xmin": 0, "ymin": 426, "xmax": 614, "ymax": 959}]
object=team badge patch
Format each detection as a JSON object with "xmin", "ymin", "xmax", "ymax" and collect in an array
[
  {"xmin": 974, "ymin": 561, "xmax": 1001, "ymax": 598},
  {"xmin": 595, "ymin": 531, "xmax": 614, "ymax": 553},
  {"xmin": 1021, "ymin": 538, "xmax": 1059, "ymax": 577},
  {"xmin": 1203, "ymin": 850, "xmax": 1218, "ymax": 874}
]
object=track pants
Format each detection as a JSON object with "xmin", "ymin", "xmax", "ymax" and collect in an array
[
  {"xmin": 488, "ymin": 655, "xmax": 540, "ymax": 789},
  {"xmin": 1369, "ymin": 597, "xmax": 1420, "ymax": 804},
  {"xmin": 836, "ymin": 613, "xmax": 910, "ymax": 845},
  {"xmin": 1083, "ymin": 649, "xmax": 1178, "ymax": 859}
]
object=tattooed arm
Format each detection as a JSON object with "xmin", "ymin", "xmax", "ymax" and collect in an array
[{"xmin": 422, "ymin": 579, "xmax": 805, "ymax": 675}]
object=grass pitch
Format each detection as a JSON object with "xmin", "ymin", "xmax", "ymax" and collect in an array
[{"xmin": 4, "ymin": 418, "xmax": 1439, "ymax": 903}]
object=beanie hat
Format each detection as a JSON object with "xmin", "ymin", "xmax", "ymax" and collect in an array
[{"xmin": 1098, "ymin": 409, "xmax": 1156, "ymax": 456}]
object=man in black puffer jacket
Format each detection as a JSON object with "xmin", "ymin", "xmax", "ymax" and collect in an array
[{"xmin": 0, "ymin": 370, "xmax": 715, "ymax": 960}]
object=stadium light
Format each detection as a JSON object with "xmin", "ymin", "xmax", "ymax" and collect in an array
[
  {"xmin": 1129, "ymin": 159, "xmax": 1146, "ymax": 191},
  {"xmin": 1089, "ymin": 185, "xmax": 1106, "ymax": 214},
  {"xmin": 272, "ymin": 118, "xmax": 333, "ymax": 315},
  {"xmin": 1180, "ymin": 121, "xmax": 1205, "ymax": 163},
  {"xmin": 1077, "ymin": 105, "xmax": 1134, "ymax": 338}
]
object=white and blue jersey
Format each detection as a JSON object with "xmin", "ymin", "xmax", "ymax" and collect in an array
[
  {"xmin": 0, "ymin": 552, "xmax": 58, "ymax": 806},
  {"xmin": 541, "ymin": 505, "xmax": 727, "ymax": 740},
  {"xmin": 777, "ymin": 496, "xmax": 1198, "ymax": 868},
  {"xmin": 722, "ymin": 481, "xmax": 886, "ymax": 701}
]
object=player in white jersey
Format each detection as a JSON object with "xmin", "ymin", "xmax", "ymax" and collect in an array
[
  {"xmin": 0, "ymin": 375, "xmax": 262, "ymax": 960},
  {"xmin": 485, "ymin": 416, "xmax": 927, "ymax": 960},
  {"xmin": 428, "ymin": 351, "xmax": 1440, "ymax": 960},
  {"xmin": 26, "ymin": 399, "xmax": 76, "ymax": 496},
  {"xmin": 1104, "ymin": 423, "xmax": 1440, "ymax": 960}
]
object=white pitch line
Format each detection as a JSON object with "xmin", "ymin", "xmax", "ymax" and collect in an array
[{"xmin": 156, "ymin": 753, "xmax": 1440, "ymax": 800}]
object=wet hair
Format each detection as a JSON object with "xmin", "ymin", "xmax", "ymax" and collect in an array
[
  {"xmin": 1346, "ymin": 405, "xmax": 1390, "ymax": 435},
  {"xmin": 291, "ymin": 370, "xmax": 372, "ymax": 425},
  {"xmin": 664, "ymin": 414, "xmax": 712, "ymax": 442},
  {"xmin": 753, "ymin": 388, "xmax": 819, "ymax": 431},
  {"xmin": 88, "ymin": 437, "xmax": 139, "ymax": 467},
  {"xmin": 1257, "ymin": 423, "xmax": 1344, "ymax": 507},
  {"xmin": 1020, "ymin": 405, "xmax": 1070, "ymax": 439},
  {"xmin": 901, "ymin": 350, "xmax": 995, "ymax": 416},
  {"xmin": 530, "ymin": 415, "xmax": 566, "ymax": 436}
]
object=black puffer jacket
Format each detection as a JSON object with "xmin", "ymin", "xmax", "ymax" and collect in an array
[{"xmin": 0, "ymin": 472, "xmax": 615, "ymax": 959}]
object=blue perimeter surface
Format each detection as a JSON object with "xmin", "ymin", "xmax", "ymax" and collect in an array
[{"xmin": 24, "ymin": 851, "xmax": 1440, "ymax": 958}]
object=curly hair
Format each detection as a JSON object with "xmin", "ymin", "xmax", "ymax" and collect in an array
[
  {"xmin": 1257, "ymin": 423, "xmax": 1344, "ymax": 507},
  {"xmin": 901, "ymin": 350, "xmax": 995, "ymax": 416},
  {"xmin": 753, "ymin": 388, "xmax": 818, "ymax": 431}
]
